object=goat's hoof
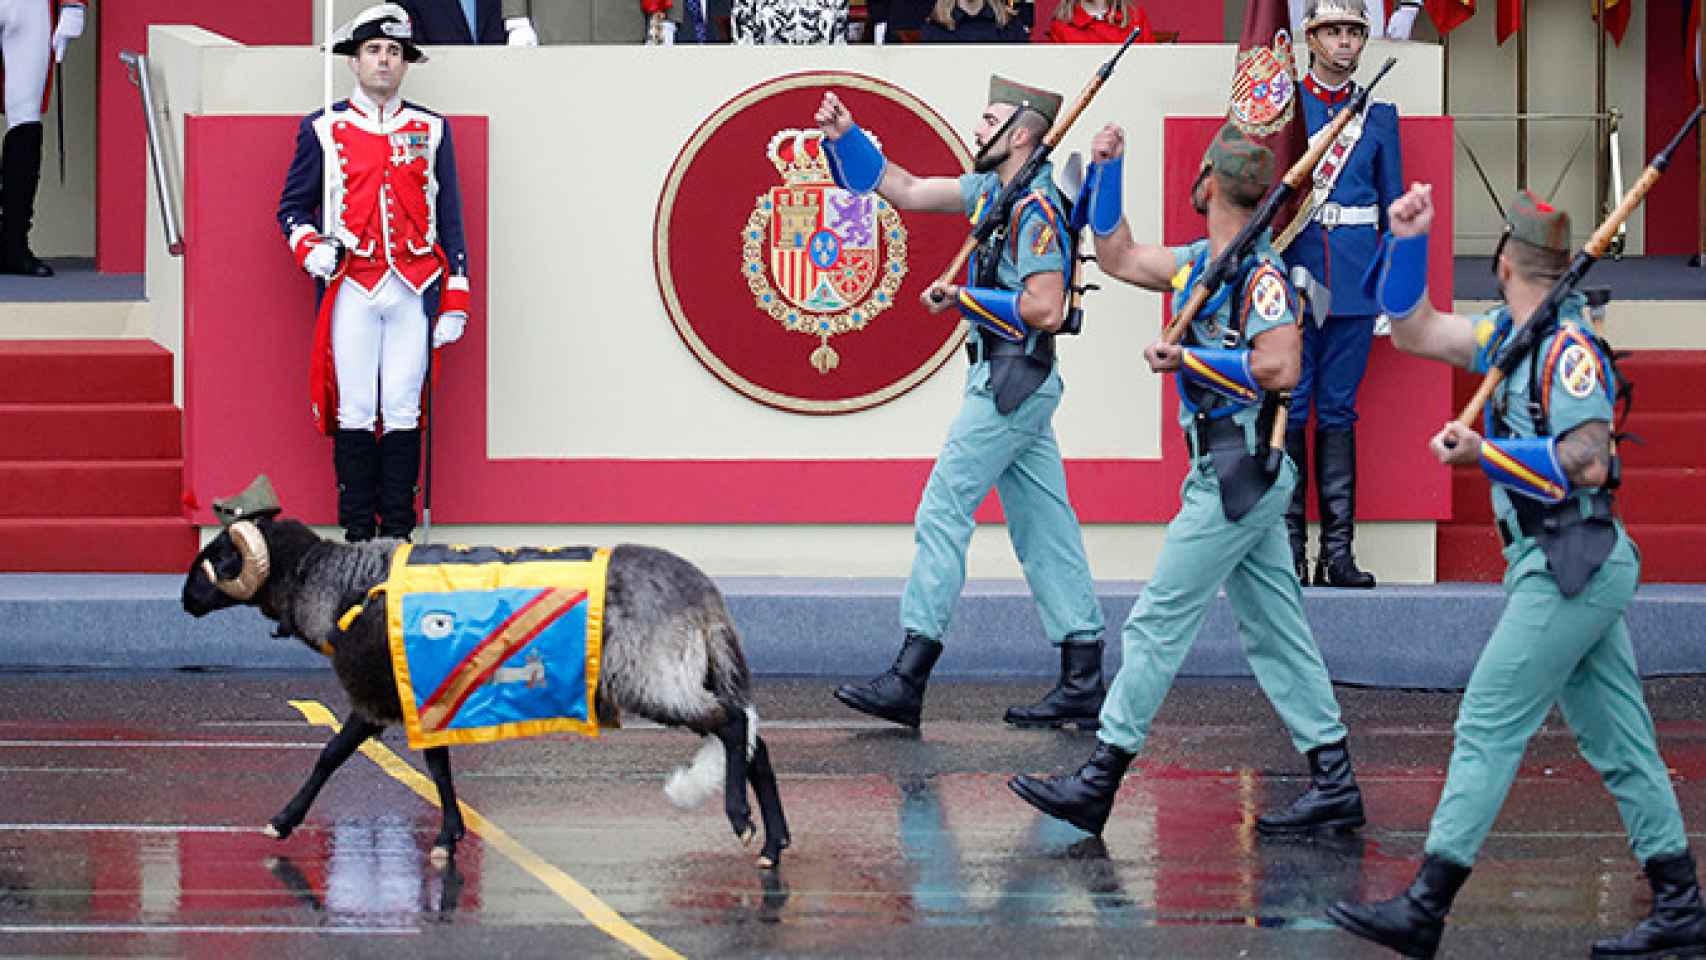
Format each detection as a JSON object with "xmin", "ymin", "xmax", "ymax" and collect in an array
[
  {"xmin": 755, "ymin": 853, "xmax": 778, "ymax": 869},
  {"xmin": 430, "ymin": 844, "xmax": 454, "ymax": 867},
  {"xmin": 263, "ymin": 821, "xmax": 292, "ymax": 840},
  {"xmin": 737, "ymin": 823, "xmax": 757, "ymax": 847}
]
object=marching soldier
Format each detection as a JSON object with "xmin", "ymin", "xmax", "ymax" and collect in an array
[
  {"xmin": 814, "ymin": 77, "xmax": 1108, "ymax": 731},
  {"xmin": 1008, "ymin": 122, "xmax": 1365, "ymax": 838},
  {"xmin": 1282, "ymin": 0, "xmax": 1403, "ymax": 588},
  {"xmin": 0, "ymin": 0, "xmax": 84, "ymax": 276},
  {"xmin": 1328, "ymin": 188, "xmax": 1706, "ymax": 959},
  {"xmin": 276, "ymin": 3, "xmax": 471, "ymax": 543}
]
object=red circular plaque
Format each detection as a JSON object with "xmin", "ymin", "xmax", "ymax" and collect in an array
[{"xmin": 654, "ymin": 71, "xmax": 975, "ymax": 415}]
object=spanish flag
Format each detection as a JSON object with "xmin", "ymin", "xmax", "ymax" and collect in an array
[
  {"xmin": 1424, "ymin": 0, "xmax": 1476, "ymax": 34},
  {"xmin": 1592, "ymin": 0, "xmax": 1631, "ymax": 46}
]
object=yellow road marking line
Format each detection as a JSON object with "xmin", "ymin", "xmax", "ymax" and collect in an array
[{"xmin": 287, "ymin": 699, "xmax": 684, "ymax": 960}]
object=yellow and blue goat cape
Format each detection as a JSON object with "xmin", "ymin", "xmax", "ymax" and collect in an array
[{"xmin": 383, "ymin": 543, "xmax": 610, "ymax": 749}]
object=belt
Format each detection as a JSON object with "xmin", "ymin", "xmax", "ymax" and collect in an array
[
  {"xmin": 1313, "ymin": 202, "xmax": 1379, "ymax": 229},
  {"xmin": 965, "ymin": 337, "xmax": 1033, "ymax": 364},
  {"xmin": 1186, "ymin": 413, "xmax": 1247, "ymax": 459},
  {"xmin": 1496, "ymin": 491, "xmax": 1615, "ymax": 548}
]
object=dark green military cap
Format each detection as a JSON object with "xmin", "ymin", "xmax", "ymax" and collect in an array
[
  {"xmin": 213, "ymin": 475, "xmax": 282, "ymax": 526},
  {"xmin": 1504, "ymin": 190, "xmax": 1571, "ymax": 253},
  {"xmin": 988, "ymin": 75, "xmax": 1063, "ymax": 127},
  {"xmin": 1201, "ymin": 122, "xmax": 1275, "ymax": 193}
]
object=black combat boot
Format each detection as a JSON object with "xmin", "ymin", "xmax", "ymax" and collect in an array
[
  {"xmin": 0, "ymin": 123, "xmax": 53, "ymax": 278},
  {"xmin": 1328, "ymin": 854, "xmax": 1472, "ymax": 959},
  {"xmin": 1257, "ymin": 739, "xmax": 1366, "ymax": 834},
  {"xmin": 833, "ymin": 633, "xmax": 942, "ymax": 727},
  {"xmin": 332, "ymin": 429, "xmax": 380, "ymax": 542},
  {"xmin": 1004, "ymin": 640, "xmax": 1105, "ymax": 730},
  {"xmin": 1284, "ymin": 427, "xmax": 1310, "ymax": 583},
  {"xmin": 1008, "ymin": 740, "xmax": 1135, "ymax": 836},
  {"xmin": 1314, "ymin": 427, "xmax": 1376, "ymax": 588},
  {"xmin": 1591, "ymin": 850, "xmax": 1706, "ymax": 957},
  {"xmin": 377, "ymin": 428, "xmax": 423, "ymax": 540}
]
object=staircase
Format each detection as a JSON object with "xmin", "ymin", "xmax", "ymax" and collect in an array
[
  {"xmin": 1437, "ymin": 351, "xmax": 1706, "ymax": 582},
  {"xmin": 0, "ymin": 340, "xmax": 197, "ymax": 572}
]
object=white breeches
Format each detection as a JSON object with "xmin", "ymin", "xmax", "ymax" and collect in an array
[
  {"xmin": 0, "ymin": 0, "xmax": 50, "ymax": 127},
  {"xmin": 332, "ymin": 274, "xmax": 428, "ymax": 433}
]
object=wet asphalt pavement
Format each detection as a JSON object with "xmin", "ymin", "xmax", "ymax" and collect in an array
[{"xmin": 4, "ymin": 672, "xmax": 1706, "ymax": 958}]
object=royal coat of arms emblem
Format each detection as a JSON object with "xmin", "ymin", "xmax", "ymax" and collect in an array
[
  {"xmin": 742, "ymin": 130, "xmax": 908, "ymax": 374},
  {"xmin": 1230, "ymin": 30, "xmax": 1298, "ymax": 138}
]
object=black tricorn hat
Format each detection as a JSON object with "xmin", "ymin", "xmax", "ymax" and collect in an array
[{"xmin": 331, "ymin": 3, "xmax": 428, "ymax": 63}]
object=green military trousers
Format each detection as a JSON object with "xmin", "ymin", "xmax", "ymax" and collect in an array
[
  {"xmin": 1099, "ymin": 454, "xmax": 1348, "ymax": 755},
  {"xmin": 1424, "ymin": 529, "xmax": 1688, "ymax": 866},
  {"xmin": 900, "ymin": 369, "xmax": 1105, "ymax": 646}
]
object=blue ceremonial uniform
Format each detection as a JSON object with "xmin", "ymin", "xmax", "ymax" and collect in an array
[
  {"xmin": 1286, "ymin": 74, "xmax": 1402, "ymax": 428},
  {"xmin": 898, "ymin": 163, "xmax": 1104, "ymax": 648}
]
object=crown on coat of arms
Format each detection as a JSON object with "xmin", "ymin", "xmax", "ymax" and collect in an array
[{"xmin": 768, "ymin": 130, "xmax": 841, "ymax": 185}]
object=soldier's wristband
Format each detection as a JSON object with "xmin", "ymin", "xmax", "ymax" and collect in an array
[
  {"xmin": 1372, "ymin": 231, "xmax": 1429, "ymax": 320},
  {"xmin": 1480, "ymin": 436, "xmax": 1570, "ymax": 505},
  {"xmin": 1087, "ymin": 155, "xmax": 1124, "ymax": 237},
  {"xmin": 824, "ymin": 124, "xmax": 886, "ymax": 196},
  {"xmin": 957, "ymin": 286, "xmax": 1026, "ymax": 344},
  {"xmin": 1179, "ymin": 347, "xmax": 1261, "ymax": 403}
]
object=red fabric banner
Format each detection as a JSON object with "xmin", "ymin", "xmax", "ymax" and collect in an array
[
  {"xmin": 1496, "ymin": 0, "xmax": 1522, "ymax": 43},
  {"xmin": 1595, "ymin": 0, "xmax": 1633, "ymax": 45},
  {"xmin": 1425, "ymin": 0, "xmax": 1476, "ymax": 34},
  {"xmin": 1227, "ymin": 0, "xmax": 1307, "ymax": 224}
]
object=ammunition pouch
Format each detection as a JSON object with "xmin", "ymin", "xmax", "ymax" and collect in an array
[
  {"xmin": 1496, "ymin": 491, "xmax": 1618, "ymax": 598},
  {"xmin": 968, "ymin": 334, "xmax": 1056, "ymax": 416}
]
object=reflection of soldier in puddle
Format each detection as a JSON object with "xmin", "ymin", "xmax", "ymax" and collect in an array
[
  {"xmin": 997, "ymin": 816, "xmax": 1137, "ymax": 926},
  {"xmin": 898, "ymin": 774, "xmax": 972, "ymax": 925},
  {"xmin": 1253, "ymin": 831, "xmax": 1365, "ymax": 930}
]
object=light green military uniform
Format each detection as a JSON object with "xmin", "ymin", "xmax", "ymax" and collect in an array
[
  {"xmin": 1097, "ymin": 233, "xmax": 1349, "ymax": 756},
  {"xmin": 898, "ymin": 161, "xmax": 1105, "ymax": 648},
  {"xmin": 1422, "ymin": 298, "xmax": 1688, "ymax": 867}
]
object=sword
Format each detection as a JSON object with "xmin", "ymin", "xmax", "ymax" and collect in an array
[{"xmin": 55, "ymin": 62, "xmax": 65, "ymax": 184}]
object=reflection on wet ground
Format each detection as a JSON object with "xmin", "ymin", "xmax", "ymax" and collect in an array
[{"xmin": 2, "ymin": 672, "xmax": 1706, "ymax": 957}]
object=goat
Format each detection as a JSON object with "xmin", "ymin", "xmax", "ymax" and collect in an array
[{"xmin": 182, "ymin": 514, "xmax": 790, "ymax": 868}]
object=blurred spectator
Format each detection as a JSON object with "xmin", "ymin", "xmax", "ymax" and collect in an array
[
  {"xmin": 500, "ymin": 0, "xmax": 687, "ymax": 43},
  {"xmin": 731, "ymin": 0, "xmax": 849, "ymax": 41},
  {"xmin": 1287, "ymin": 0, "xmax": 1421, "ymax": 39},
  {"xmin": 1035, "ymin": 0, "xmax": 1151, "ymax": 43},
  {"xmin": 921, "ymin": 0, "xmax": 1025, "ymax": 42},
  {"xmin": 399, "ymin": 0, "xmax": 511, "ymax": 43}
]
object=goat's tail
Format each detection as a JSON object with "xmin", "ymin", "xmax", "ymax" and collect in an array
[{"xmin": 664, "ymin": 703, "xmax": 759, "ymax": 809}]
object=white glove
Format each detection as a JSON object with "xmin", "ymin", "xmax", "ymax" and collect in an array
[
  {"xmin": 303, "ymin": 243, "xmax": 339, "ymax": 281},
  {"xmin": 433, "ymin": 311, "xmax": 467, "ymax": 348},
  {"xmin": 52, "ymin": 4, "xmax": 85, "ymax": 63},
  {"xmin": 874, "ymin": 21, "xmax": 888, "ymax": 44},
  {"xmin": 1386, "ymin": 4, "xmax": 1419, "ymax": 39},
  {"xmin": 505, "ymin": 16, "xmax": 540, "ymax": 46}
]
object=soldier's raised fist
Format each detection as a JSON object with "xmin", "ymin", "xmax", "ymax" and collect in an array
[
  {"xmin": 1389, "ymin": 182, "xmax": 1434, "ymax": 238},
  {"xmin": 1091, "ymin": 123, "xmax": 1125, "ymax": 164},
  {"xmin": 816, "ymin": 92, "xmax": 854, "ymax": 141}
]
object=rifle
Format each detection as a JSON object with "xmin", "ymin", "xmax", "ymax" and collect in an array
[
  {"xmin": 1454, "ymin": 104, "xmax": 1705, "ymax": 432},
  {"xmin": 927, "ymin": 26, "xmax": 1143, "ymax": 303}
]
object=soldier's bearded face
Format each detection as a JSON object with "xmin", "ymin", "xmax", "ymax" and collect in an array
[
  {"xmin": 351, "ymin": 40, "xmax": 408, "ymax": 99},
  {"xmin": 972, "ymin": 105, "xmax": 1016, "ymax": 173}
]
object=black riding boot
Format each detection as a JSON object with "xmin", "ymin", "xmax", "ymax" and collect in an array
[
  {"xmin": 1314, "ymin": 427, "xmax": 1375, "ymax": 588},
  {"xmin": 1592, "ymin": 850, "xmax": 1706, "ymax": 957},
  {"xmin": 1256, "ymin": 739, "xmax": 1366, "ymax": 834},
  {"xmin": 1008, "ymin": 740, "xmax": 1135, "ymax": 836},
  {"xmin": 332, "ymin": 429, "xmax": 380, "ymax": 542},
  {"xmin": 1328, "ymin": 854, "xmax": 1472, "ymax": 959},
  {"xmin": 377, "ymin": 428, "xmax": 423, "ymax": 540},
  {"xmin": 833, "ymin": 633, "xmax": 942, "ymax": 727},
  {"xmin": 1004, "ymin": 640, "xmax": 1105, "ymax": 730},
  {"xmin": 0, "ymin": 123, "xmax": 53, "ymax": 278},
  {"xmin": 1284, "ymin": 427, "xmax": 1310, "ymax": 583}
]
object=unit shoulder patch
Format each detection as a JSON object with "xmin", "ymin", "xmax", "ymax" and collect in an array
[
  {"xmin": 1246, "ymin": 265, "xmax": 1291, "ymax": 326},
  {"xmin": 1557, "ymin": 342, "xmax": 1601, "ymax": 399}
]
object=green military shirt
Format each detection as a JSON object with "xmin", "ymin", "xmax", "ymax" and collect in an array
[
  {"xmin": 1166, "ymin": 232, "xmax": 1296, "ymax": 446},
  {"xmin": 1468, "ymin": 294, "xmax": 1615, "ymax": 527},
  {"xmin": 957, "ymin": 164, "xmax": 1067, "ymax": 383}
]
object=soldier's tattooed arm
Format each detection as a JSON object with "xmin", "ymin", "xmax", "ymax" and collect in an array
[
  {"xmin": 1556, "ymin": 420, "xmax": 1613, "ymax": 488},
  {"xmin": 1248, "ymin": 322, "xmax": 1301, "ymax": 392}
]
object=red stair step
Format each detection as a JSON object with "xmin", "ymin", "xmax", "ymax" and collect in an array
[
  {"xmin": 1437, "ymin": 521, "xmax": 1706, "ymax": 583},
  {"xmin": 0, "ymin": 518, "xmax": 197, "ymax": 573},
  {"xmin": 0, "ymin": 340, "xmax": 172, "ymax": 404},
  {"xmin": 0, "ymin": 460, "xmax": 184, "ymax": 518},
  {"xmin": 1451, "ymin": 467, "xmax": 1706, "ymax": 524},
  {"xmin": 1615, "ymin": 412, "xmax": 1706, "ymax": 468},
  {"xmin": 1613, "ymin": 354, "xmax": 1700, "ymax": 412},
  {"xmin": 0, "ymin": 404, "xmax": 181, "ymax": 460}
]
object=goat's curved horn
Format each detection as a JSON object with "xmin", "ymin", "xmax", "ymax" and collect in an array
[{"xmin": 212, "ymin": 520, "xmax": 271, "ymax": 600}]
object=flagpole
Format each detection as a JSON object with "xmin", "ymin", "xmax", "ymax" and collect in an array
[
  {"xmin": 1697, "ymin": 3, "xmax": 1704, "ymax": 267},
  {"xmin": 1516, "ymin": 0, "xmax": 1528, "ymax": 191},
  {"xmin": 1595, "ymin": 0, "xmax": 1607, "ymax": 222}
]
